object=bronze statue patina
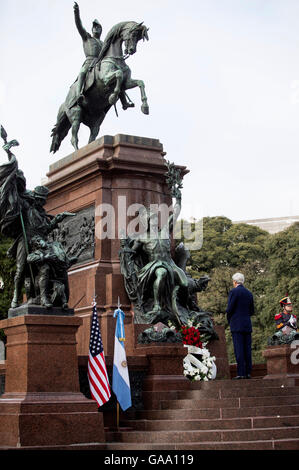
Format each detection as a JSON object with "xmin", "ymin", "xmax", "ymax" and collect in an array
[
  {"xmin": 119, "ymin": 162, "xmax": 185, "ymax": 326},
  {"xmin": 0, "ymin": 125, "xmax": 75, "ymax": 309},
  {"xmin": 50, "ymin": 3, "xmax": 149, "ymax": 153},
  {"xmin": 73, "ymin": 2, "xmax": 103, "ymax": 105},
  {"xmin": 27, "ymin": 236, "xmax": 77, "ymax": 309},
  {"xmin": 119, "ymin": 162, "xmax": 218, "ymax": 342}
]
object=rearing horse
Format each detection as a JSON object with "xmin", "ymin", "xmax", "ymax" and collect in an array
[{"xmin": 50, "ymin": 21, "xmax": 149, "ymax": 153}]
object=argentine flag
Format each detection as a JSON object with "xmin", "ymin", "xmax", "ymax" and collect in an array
[{"xmin": 112, "ymin": 304, "xmax": 132, "ymax": 411}]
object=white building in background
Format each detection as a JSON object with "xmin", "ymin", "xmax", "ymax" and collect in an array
[{"xmin": 233, "ymin": 215, "xmax": 299, "ymax": 234}]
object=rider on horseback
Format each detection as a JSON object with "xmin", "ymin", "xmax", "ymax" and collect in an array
[
  {"xmin": 74, "ymin": 2, "xmax": 134, "ymax": 110},
  {"xmin": 50, "ymin": 10, "xmax": 149, "ymax": 153},
  {"xmin": 74, "ymin": 2, "xmax": 103, "ymax": 104}
]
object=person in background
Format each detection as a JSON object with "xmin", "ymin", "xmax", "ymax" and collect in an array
[
  {"xmin": 226, "ymin": 272, "xmax": 254, "ymax": 379},
  {"xmin": 275, "ymin": 296, "xmax": 297, "ymax": 336}
]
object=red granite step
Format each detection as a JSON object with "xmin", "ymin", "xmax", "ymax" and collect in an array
[
  {"xmin": 221, "ymin": 426, "xmax": 299, "ymax": 442},
  {"xmin": 141, "ymin": 383, "xmax": 299, "ymax": 403},
  {"xmin": 223, "ymin": 403, "xmax": 299, "ymax": 418},
  {"xmin": 252, "ymin": 415, "xmax": 299, "ymax": 428},
  {"xmin": 121, "ymin": 417, "xmax": 253, "ymax": 431},
  {"xmin": 139, "ymin": 379, "xmax": 299, "ymax": 408},
  {"xmin": 133, "ymin": 403, "xmax": 299, "ymax": 421},
  {"xmin": 134, "ymin": 408, "xmax": 222, "ymax": 420},
  {"xmin": 160, "ymin": 397, "xmax": 239, "ymax": 409},
  {"xmin": 121, "ymin": 415, "xmax": 299, "ymax": 432},
  {"xmin": 105, "ymin": 440, "xmax": 274, "ymax": 450},
  {"xmin": 106, "ymin": 377, "xmax": 299, "ymax": 450},
  {"xmin": 170, "ymin": 439, "xmax": 299, "ymax": 450},
  {"xmin": 194, "ymin": 377, "xmax": 296, "ymax": 390},
  {"xmin": 222, "ymin": 385, "xmax": 299, "ymax": 398},
  {"xmin": 160, "ymin": 394, "xmax": 299, "ymax": 410},
  {"xmin": 239, "ymin": 395, "xmax": 299, "ymax": 407},
  {"xmin": 274, "ymin": 439, "xmax": 299, "ymax": 450},
  {"xmin": 105, "ymin": 425, "xmax": 299, "ymax": 444},
  {"xmin": 177, "ymin": 386, "xmax": 299, "ymax": 400},
  {"xmin": 105, "ymin": 439, "xmax": 299, "ymax": 450}
]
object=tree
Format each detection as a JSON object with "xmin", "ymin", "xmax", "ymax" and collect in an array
[
  {"xmin": 183, "ymin": 216, "xmax": 272, "ymax": 363},
  {"xmin": 261, "ymin": 222, "xmax": 299, "ymax": 331},
  {"xmin": 184, "ymin": 218, "xmax": 299, "ymax": 363},
  {"xmin": 0, "ymin": 233, "xmax": 15, "ymax": 343}
]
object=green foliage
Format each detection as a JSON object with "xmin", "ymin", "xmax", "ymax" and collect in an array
[
  {"xmin": 188, "ymin": 217, "xmax": 269, "ymax": 274},
  {"xmin": 0, "ymin": 233, "xmax": 15, "ymax": 343},
  {"xmin": 183, "ymin": 217, "xmax": 299, "ymax": 364}
]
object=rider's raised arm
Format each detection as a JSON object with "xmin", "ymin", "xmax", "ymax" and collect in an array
[{"xmin": 74, "ymin": 2, "xmax": 88, "ymax": 41}]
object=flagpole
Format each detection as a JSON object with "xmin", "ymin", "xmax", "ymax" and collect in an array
[
  {"xmin": 87, "ymin": 296, "xmax": 111, "ymax": 410},
  {"xmin": 113, "ymin": 298, "xmax": 132, "ymax": 426},
  {"xmin": 117, "ymin": 401, "xmax": 120, "ymax": 429}
]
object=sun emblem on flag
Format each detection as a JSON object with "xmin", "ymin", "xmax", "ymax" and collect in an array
[{"xmin": 121, "ymin": 360, "xmax": 127, "ymax": 368}]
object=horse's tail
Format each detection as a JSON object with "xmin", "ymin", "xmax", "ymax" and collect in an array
[{"xmin": 50, "ymin": 106, "xmax": 71, "ymax": 153}]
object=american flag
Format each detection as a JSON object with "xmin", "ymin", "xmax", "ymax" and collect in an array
[{"xmin": 87, "ymin": 301, "xmax": 111, "ymax": 407}]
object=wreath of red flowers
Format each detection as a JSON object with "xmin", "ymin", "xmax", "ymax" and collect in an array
[{"xmin": 179, "ymin": 325, "xmax": 203, "ymax": 348}]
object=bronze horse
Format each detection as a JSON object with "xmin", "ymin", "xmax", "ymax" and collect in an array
[{"xmin": 50, "ymin": 21, "xmax": 149, "ymax": 153}]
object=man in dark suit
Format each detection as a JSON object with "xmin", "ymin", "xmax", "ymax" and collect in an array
[{"xmin": 226, "ymin": 272, "xmax": 254, "ymax": 379}]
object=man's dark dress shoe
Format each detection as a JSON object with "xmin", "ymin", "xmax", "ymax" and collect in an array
[
  {"xmin": 232, "ymin": 376, "xmax": 245, "ymax": 380},
  {"xmin": 246, "ymin": 374, "xmax": 252, "ymax": 379}
]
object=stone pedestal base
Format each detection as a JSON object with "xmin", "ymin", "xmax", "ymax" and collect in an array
[
  {"xmin": 0, "ymin": 393, "xmax": 105, "ymax": 448},
  {"xmin": 263, "ymin": 344, "xmax": 299, "ymax": 380},
  {"xmin": 134, "ymin": 324, "xmax": 230, "ymax": 384},
  {"xmin": 0, "ymin": 314, "xmax": 105, "ymax": 449}
]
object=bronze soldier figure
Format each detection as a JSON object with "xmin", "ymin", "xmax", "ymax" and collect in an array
[
  {"xmin": 0, "ymin": 125, "xmax": 74, "ymax": 308},
  {"xmin": 27, "ymin": 236, "xmax": 77, "ymax": 309},
  {"xmin": 73, "ymin": 2, "xmax": 103, "ymax": 104}
]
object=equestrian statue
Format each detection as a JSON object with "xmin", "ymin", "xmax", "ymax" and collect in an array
[{"xmin": 50, "ymin": 2, "xmax": 149, "ymax": 153}]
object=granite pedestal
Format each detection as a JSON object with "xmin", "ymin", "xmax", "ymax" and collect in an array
[
  {"xmin": 263, "ymin": 344, "xmax": 299, "ymax": 380},
  {"xmin": 45, "ymin": 134, "xmax": 188, "ymax": 357},
  {"xmin": 0, "ymin": 311, "xmax": 105, "ymax": 449}
]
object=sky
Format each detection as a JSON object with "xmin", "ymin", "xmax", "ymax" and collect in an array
[{"xmin": 0, "ymin": 0, "xmax": 299, "ymax": 222}]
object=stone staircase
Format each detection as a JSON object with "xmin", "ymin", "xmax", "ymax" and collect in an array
[{"xmin": 105, "ymin": 377, "xmax": 299, "ymax": 450}]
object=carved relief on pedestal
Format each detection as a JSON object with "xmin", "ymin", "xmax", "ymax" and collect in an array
[{"xmin": 48, "ymin": 206, "xmax": 95, "ymax": 265}]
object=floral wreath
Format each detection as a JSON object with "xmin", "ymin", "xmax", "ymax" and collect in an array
[
  {"xmin": 168, "ymin": 319, "xmax": 216, "ymax": 382},
  {"xmin": 183, "ymin": 344, "xmax": 216, "ymax": 382}
]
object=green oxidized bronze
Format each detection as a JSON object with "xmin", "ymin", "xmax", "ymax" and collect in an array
[
  {"xmin": 50, "ymin": 2, "xmax": 149, "ymax": 153},
  {"xmin": 119, "ymin": 161, "xmax": 218, "ymax": 343},
  {"xmin": 268, "ymin": 329, "xmax": 299, "ymax": 346},
  {"xmin": 268, "ymin": 300, "xmax": 299, "ymax": 345},
  {"xmin": 0, "ymin": 125, "xmax": 76, "ymax": 310},
  {"xmin": 73, "ymin": 2, "xmax": 103, "ymax": 105}
]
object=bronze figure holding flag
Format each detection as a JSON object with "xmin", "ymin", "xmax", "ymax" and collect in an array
[{"xmin": 0, "ymin": 125, "xmax": 76, "ymax": 310}]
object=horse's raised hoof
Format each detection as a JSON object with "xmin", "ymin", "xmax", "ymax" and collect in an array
[
  {"xmin": 141, "ymin": 104, "xmax": 149, "ymax": 115},
  {"xmin": 109, "ymin": 93, "xmax": 118, "ymax": 105},
  {"xmin": 122, "ymin": 102, "xmax": 135, "ymax": 110}
]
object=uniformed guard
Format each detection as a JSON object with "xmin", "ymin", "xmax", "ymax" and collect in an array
[{"xmin": 275, "ymin": 296, "xmax": 297, "ymax": 335}]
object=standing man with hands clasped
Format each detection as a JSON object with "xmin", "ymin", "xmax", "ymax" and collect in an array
[{"xmin": 226, "ymin": 272, "xmax": 254, "ymax": 379}]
